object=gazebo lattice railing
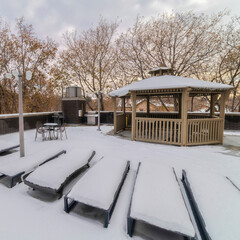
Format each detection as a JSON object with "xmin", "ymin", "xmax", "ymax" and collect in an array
[
  {"xmin": 135, "ymin": 117, "xmax": 183, "ymax": 145},
  {"xmin": 114, "ymin": 111, "xmax": 224, "ymax": 146}
]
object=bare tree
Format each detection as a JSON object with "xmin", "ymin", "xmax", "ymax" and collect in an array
[
  {"xmin": 0, "ymin": 18, "xmax": 58, "ymax": 114},
  {"xmin": 113, "ymin": 11, "xmax": 231, "ymax": 111},
  {"xmin": 115, "ymin": 17, "xmax": 152, "ymax": 82},
  {"xmin": 0, "ymin": 19, "xmax": 17, "ymax": 113},
  {"xmin": 208, "ymin": 17, "xmax": 240, "ymax": 111},
  {"xmin": 61, "ymin": 18, "xmax": 119, "ymax": 110}
]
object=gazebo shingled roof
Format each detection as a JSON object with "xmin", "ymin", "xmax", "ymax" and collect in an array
[{"xmin": 110, "ymin": 75, "xmax": 233, "ymax": 97}]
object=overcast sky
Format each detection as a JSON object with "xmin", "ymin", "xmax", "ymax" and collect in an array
[{"xmin": 0, "ymin": 0, "xmax": 239, "ymax": 45}]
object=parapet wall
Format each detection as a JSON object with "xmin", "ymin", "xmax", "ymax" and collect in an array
[
  {"xmin": 224, "ymin": 113, "xmax": 240, "ymax": 130},
  {"xmin": 0, "ymin": 112, "xmax": 54, "ymax": 135},
  {"xmin": 98, "ymin": 111, "xmax": 240, "ymax": 130},
  {"xmin": 0, "ymin": 111, "xmax": 239, "ymax": 135}
]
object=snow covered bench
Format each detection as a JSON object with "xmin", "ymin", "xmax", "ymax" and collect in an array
[
  {"xmin": 64, "ymin": 159, "xmax": 130, "ymax": 228},
  {"xmin": 24, "ymin": 149, "xmax": 96, "ymax": 199},
  {"xmin": 182, "ymin": 170, "xmax": 240, "ymax": 240},
  {"xmin": 0, "ymin": 144, "xmax": 19, "ymax": 155},
  {"xmin": 0, "ymin": 149, "xmax": 66, "ymax": 188},
  {"xmin": 127, "ymin": 163, "xmax": 196, "ymax": 239}
]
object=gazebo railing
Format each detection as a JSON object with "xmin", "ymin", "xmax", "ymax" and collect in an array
[
  {"xmin": 135, "ymin": 117, "xmax": 182, "ymax": 145},
  {"xmin": 134, "ymin": 117, "xmax": 223, "ymax": 146},
  {"xmin": 187, "ymin": 118, "xmax": 223, "ymax": 145}
]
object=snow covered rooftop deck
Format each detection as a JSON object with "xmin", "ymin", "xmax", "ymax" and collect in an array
[
  {"xmin": 130, "ymin": 163, "xmax": 195, "ymax": 238},
  {"xmin": 110, "ymin": 75, "xmax": 233, "ymax": 97},
  {"xmin": 0, "ymin": 126, "xmax": 240, "ymax": 240}
]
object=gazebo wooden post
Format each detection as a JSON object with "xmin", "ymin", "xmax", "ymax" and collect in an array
[
  {"xmin": 210, "ymin": 94, "xmax": 218, "ymax": 117},
  {"xmin": 146, "ymin": 95, "xmax": 150, "ymax": 116},
  {"xmin": 178, "ymin": 94, "xmax": 182, "ymax": 119},
  {"xmin": 131, "ymin": 91, "xmax": 136, "ymax": 141},
  {"xmin": 181, "ymin": 88, "xmax": 190, "ymax": 146},
  {"xmin": 112, "ymin": 97, "xmax": 117, "ymax": 134},
  {"xmin": 122, "ymin": 97, "xmax": 125, "ymax": 114},
  {"xmin": 219, "ymin": 91, "xmax": 230, "ymax": 144},
  {"xmin": 122, "ymin": 97, "xmax": 126, "ymax": 129}
]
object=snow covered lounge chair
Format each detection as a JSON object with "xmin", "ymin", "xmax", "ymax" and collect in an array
[
  {"xmin": 0, "ymin": 144, "xmax": 20, "ymax": 155},
  {"xmin": 0, "ymin": 149, "xmax": 66, "ymax": 188},
  {"xmin": 127, "ymin": 163, "xmax": 196, "ymax": 239},
  {"xmin": 182, "ymin": 170, "xmax": 240, "ymax": 240},
  {"xmin": 64, "ymin": 159, "xmax": 130, "ymax": 228},
  {"xmin": 24, "ymin": 149, "xmax": 96, "ymax": 199}
]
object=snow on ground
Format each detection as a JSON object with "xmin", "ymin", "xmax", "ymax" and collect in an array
[
  {"xmin": 224, "ymin": 130, "xmax": 240, "ymax": 136},
  {"xmin": 0, "ymin": 126, "xmax": 240, "ymax": 240}
]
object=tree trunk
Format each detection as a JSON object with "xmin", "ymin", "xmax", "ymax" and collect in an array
[
  {"xmin": 231, "ymin": 89, "xmax": 237, "ymax": 112},
  {"xmin": 173, "ymin": 96, "xmax": 178, "ymax": 111},
  {"xmin": 157, "ymin": 96, "xmax": 169, "ymax": 111},
  {"xmin": 86, "ymin": 101, "xmax": 94, "ymax": 111},
  {"xmin": 100, "ymin": 96, "xmax": 104, "ymax": 111},
  {"xmin": 191, "ymin": 96, "xmax": 194, "ymax": 112}
]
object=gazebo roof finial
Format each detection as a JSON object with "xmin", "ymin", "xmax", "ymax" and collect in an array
[{"xmin": 149, "ymin": 65, "xmax": 173, "ymax": 76}]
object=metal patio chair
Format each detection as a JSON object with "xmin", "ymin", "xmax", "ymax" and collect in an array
[
  {"xmin": 54, "ymin": 124, "xmax": 67, "ymax": 140},
  {"xmin": 35, "ymin": 122, "xmax": 48, "ymax": 141}
]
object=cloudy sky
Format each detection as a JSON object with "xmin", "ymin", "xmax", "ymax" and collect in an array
[{"xmin": 0, "ymin": 0, "xmax": 239, "ymax": 44}]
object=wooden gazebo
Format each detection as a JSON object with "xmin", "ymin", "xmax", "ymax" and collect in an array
[{"xmin": 110, "ymin": 68, "xmax": 233, "ymax": 146}]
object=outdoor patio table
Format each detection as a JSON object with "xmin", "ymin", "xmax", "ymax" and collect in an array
[{"xmin": 43, "ymin": 123, "xmax": 59, "ymax": 140}]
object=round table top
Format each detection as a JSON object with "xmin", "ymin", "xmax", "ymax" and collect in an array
[{"xmin": 44, "ymin": 123, "xmax": 58, "ymax": 126}]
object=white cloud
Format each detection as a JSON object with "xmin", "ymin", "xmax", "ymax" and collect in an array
[
  {"xmin": 25, "ymin": 0, "xmax": 46, "ymax": 19},
  {"xmin": 0, "ymin": 0, "xmax": 238, "ymax": 46}
]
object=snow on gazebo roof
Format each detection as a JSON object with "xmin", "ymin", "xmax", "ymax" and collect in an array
[{"xmin": 109, "ymin": 75, "xmax": 233, "ymax": 97}]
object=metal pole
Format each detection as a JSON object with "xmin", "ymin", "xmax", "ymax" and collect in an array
[
  {"xmin": 97, "ymin": 91, "xmax": 101, "ymax": 131},
  {"xmin": 18, "ymin": 74, "xmax": 25, "ymax": 157}
]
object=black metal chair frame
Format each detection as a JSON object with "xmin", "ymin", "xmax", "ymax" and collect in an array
[
  {"xmin": 0, "ymin": 145, "xmax": 20, "ymax": 155},
  {"xmin": 182, "ymin": 170, "xmax": 211, "ymax": 240},
  {"xmin": 127, "ymin": 162, "xmax": 141, "ymax": 237},
  {"xmin": 64, "ymin": 161, "xmax": 130, "ymax": 228},
  {"xmin": 226, "ymin": 176, "xmax": 240, "ymax": 192}
]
